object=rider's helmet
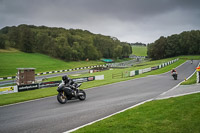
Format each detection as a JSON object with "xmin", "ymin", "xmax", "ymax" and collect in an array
[
  {"xmin": 62, "ymin": 75, "xmax": 69, "ymax": 81},
  {"xmin": 171, "ymin": 68, "xmax": 176, "ymax": 73}
]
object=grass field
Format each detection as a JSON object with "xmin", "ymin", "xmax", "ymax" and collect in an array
[
  {"xmin": 73, "ymin": 93, "xmax": 200, "ymax": 133},
  {"xmin": 132, "ymin": 46, "xmax": 147, "ymax": 56},
  {"xmin": 0, "ymin": 49, "xmax": 104, "ymax": 77}
]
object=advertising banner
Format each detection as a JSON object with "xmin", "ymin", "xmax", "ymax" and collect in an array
[
  {"xmin": 39, "ymin": 81, "xmax": 61, "ymax": 88},
  {"xmin": 72, "ymin": 76, "xmax": 95, "ymax": 83},
  {"xmin": 0, "ymin": 86, "xmax": 17, "ymax": 94},
  {"xmin": 95, "ymin": 75, "xmax": 104, "ymax": 80},
  {"xmin": 87, "ymin": 76, "xmax": 95, "ymax": 81},
  {"xmin": 72, "ymin": 77, "xmax": 88, "ymax": 83},
  {"xmin": 18, "ymin": 84, "xmax": 39, "ymax": 92}
]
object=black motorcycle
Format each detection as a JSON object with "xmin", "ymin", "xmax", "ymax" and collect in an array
[
  {"xmin": 172, "ymin": 72, "xmax": 178, "ymax": 80},
  {"xmin": 57, "ymin": 82, "xmax": 86, "ymax": 104}
]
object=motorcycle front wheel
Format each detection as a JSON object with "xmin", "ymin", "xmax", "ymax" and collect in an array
[
  {"xmin": 78, "ymin": 90, "xmax": 86, "ymax": 101},
  {"xmin": 57, "ymin": 92, "xmax": 67, "ymax": 104}
]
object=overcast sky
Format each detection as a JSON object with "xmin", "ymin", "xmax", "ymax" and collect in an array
[{"xmin": 0, "ymin": 0, "xmax": 200, "ymax": 44}]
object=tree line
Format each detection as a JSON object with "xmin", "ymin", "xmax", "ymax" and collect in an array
[
  {"xmin": 147, "ymin": 30, "xmax": 200, "ymax": 60},
  {"xmin": 0, "ymin": 24, "xmax": 132, "ymax": 61}
]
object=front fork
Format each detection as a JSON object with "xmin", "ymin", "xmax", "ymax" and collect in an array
[{"xmin": 61, "ymin": 91, "xmax": 66, "ymax": 99}]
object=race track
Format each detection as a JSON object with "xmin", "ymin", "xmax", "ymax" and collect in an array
[{"xmin": 0, "ymin": 60, "xmax": 199, "ymax": 133}]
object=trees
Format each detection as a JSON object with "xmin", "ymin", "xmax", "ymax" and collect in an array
[
  {"xmin": 147, "ymin": 36, "xmax": 167, "ymax": 60},
  {"xmin": 147, "ymin": 30, "xmax": 200, "ymax": 60},
  {"xmin": 0, "ymin": 34, "xmax": 7, "ymax": 49},
  {"xmin": 19, "ymin": 26, "xmax": 34, "ymax": 53},
  {"xmin": 0, "ymin": 24, "xmax": 132, "ymax": 61}
]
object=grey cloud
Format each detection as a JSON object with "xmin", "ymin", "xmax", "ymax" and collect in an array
[{"xmin": 0, "ymin": 0, "xmax": 200, "ymax": 43}]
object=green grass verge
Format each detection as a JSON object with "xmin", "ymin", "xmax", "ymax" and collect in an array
[
  {"xmin": 180, "ymin": 59, "xmax": 200, "ymax": 85},
  {"xmin": 181, "ymin": 72, "xmax": 197, "ymax": 85},
  {"xmin": 74, "ymin": 93, "xmax": 200, "ymax": 133},
  {"xmin": 0, "ymin": 87, "xmax": 57, "ymax": 106},
  {"xmin": 0, "ymin": 57, "xmax": 185, "ymax": 106},
  {"xmin": 0, "ymin": 49, "xmax": 104, "ymax": 77},
  {"xmin": 132, "ymin": 46, "xmax": 147, "ymax": 56},
  {"xmin": 178, "ymin": 55, "xmax": 200, "ymax": 60}
]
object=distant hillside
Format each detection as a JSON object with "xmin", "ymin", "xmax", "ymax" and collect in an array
[
  {"xmin": 131, "ymin": 46, "xmax": 147, "ymax": 56},
  {"xmin": 0, "ymin": 24, "xmax": 132, "ymax": 61},
  {"xmin": 147, "ymin": 30, "xmax": 200, "ymax": 60}
]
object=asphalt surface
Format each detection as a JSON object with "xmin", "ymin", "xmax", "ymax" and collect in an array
[
  {"xmin": 156, "ymin": 84, "xmax": 200, "ymax": 100},
  {"xmin": 0, "ymin": 69, "xmax": 89, "ymax": 86},
  {"xmin": 0, "ymin": 60, "xmax": 199, "ymax": 133}
]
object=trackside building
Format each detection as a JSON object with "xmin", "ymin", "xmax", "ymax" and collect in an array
[{"xmin": 16, "ymin": 68, "xmax": 36, "ymax": 85}]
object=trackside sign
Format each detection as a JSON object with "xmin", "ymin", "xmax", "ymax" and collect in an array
[{"xmin": 18, "ymin": 84, "xmax": 39, "ymax": 92}]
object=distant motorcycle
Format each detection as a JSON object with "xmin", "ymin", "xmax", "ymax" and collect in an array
[
  {"xmin": 172, "ymin": 72, "xmax": 178, "ymax": 80},
  {"xmin": 191, "ymin": 59, "xmax": 193, "ymax": 64},
  {"xmin": 57, "ymin": 82, "xmax": 86, "ymax": 104}
]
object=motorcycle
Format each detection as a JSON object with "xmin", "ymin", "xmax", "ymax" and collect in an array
[
  {"xmin": 172, "ymin": 72, "xmax": 178, "ymax": 80},
  {"xmin": 57, "ymin": 82, "xmax": 86, "ymax": 104}
]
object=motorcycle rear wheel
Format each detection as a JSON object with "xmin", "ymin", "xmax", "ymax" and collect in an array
[
  {"xmin": 173, "ymin": 75, "xmax": 177, "ymax": 80},
  {"xmin": 57, "ymin": 92, "xmax": 67, "ymax": 104}
]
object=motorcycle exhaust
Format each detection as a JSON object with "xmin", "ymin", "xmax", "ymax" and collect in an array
[{"xmin": 78, "ymin": 93, "xmax": 84, "ymax": 96}]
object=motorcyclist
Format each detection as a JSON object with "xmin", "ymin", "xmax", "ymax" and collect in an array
[
  {"xmin": 171, "ymin": 68, "xmax": 177, "ymax": 75},
  {"xmin": 62, "ymin": 75, "xmax": 77, "ymax": 92}
]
